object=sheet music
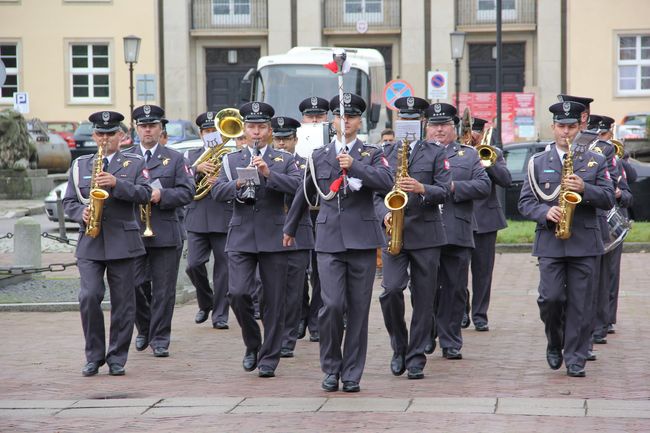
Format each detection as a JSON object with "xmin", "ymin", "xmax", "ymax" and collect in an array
[
  {"xmin": 236, "ymin": 167, "xmax": 260, "ymax": 185},
  {"xmin": 394, "ymin": 120, "xmax": 421, "ymax": 141}
]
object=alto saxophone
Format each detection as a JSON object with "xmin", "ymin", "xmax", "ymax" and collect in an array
[
  {"xmin": 555, "ymin": 138, "xmax": 582, "ymax": 240},
  {"xmin": 384, "ymin": 135, "xmax": 411, "ymax": 256},
  {"xmin": 85, "ymin": 139, "xmax": 109, "ymax": 238}
]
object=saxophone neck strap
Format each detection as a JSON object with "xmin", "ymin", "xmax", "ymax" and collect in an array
[
  {"xmin": 527, "ymin": 153, "xmax": 561, "ymax": 202},
  {"xmin": 72, "ymin": 159, "xmax": 90, "ymax": 205}
]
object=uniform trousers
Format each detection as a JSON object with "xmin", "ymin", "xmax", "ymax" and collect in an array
[
  {"xmin": 317, "ymin": 249, "xmax": 376, "ymax": 383},
  {"xmin": 436, "ymin": 245, "xmax": 471, "ymax": 351},
  {"xmin": 133, "ymin": 246, "xmax": 181, "ymax": 350},
  {"xmin": 380, "ymin": 247, "xmax": 440, "ymax": 369},
  {"xmin": 228, "ymin": 251, "xmax": 288, "ymax": 370},
  {"xmin": 185, "ymin": 231, "xmax": 229, "ymax": 324},
  {"xmin": 592, "ymin": 252, "xmax": 612, "ymax": 340},
  {"xmin": 537, "ymin": 256, "xmax": 597, "ymax": 367},
  {"xmin": 608, "ymin": 242, "xmax": 624, "ymax": 325},
  {"xmin": 301, "ymin": 248, "xmax": 322, "ymax": 334},
  {"xmin": 469, "ymin": 231, "xmax": 497, "ymax": 325},
  {"xmin": 281, "ymin": 250, "xmax": 311, "ymax": 350},
  {"xmin": 78, "ymin": 257, "xmax": 136, "ymax": 366}
]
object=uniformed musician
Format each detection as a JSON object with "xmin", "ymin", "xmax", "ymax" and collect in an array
[
  {"xmin": 283, "ymin": 93, "xmax": 393, "ymax": 393},
  {"xmin": 184, "ymin": 112, "xmax": 233, "ymax": 329},
  {"xmin": 376, "ymin": 96, "xmax": 451, "ymax": 379},
  {"xmin": 270, "ymin": 116, "xmax": 315, "ymax": 358},
  {"xmin": 63, "ymin": 111, "xmax": 151, "ymax": 376},
  {"xmin": 518, "ymin": 101, "xmax": 615, "ymax": 377},
  {"xmin": 212, "ymin": 101, "xmax": 302, "ymax": 378},
  {"xmin": 125, "ymin": 105, "xmax": 195, "ymax": 358}
]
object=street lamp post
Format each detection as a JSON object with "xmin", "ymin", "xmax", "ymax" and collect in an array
[
  {"xmin": 449, "ymin": 31, "xmax": 466, "ymax": 110},
  {"xmin": 123, "ymin": 35, "xmax": 141, "ymax": 138}
]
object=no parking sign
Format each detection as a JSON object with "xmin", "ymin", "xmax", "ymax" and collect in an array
[
  {"xmin": 427, "ymin": 71, "xmax": 448, "ymax": 101},
  {"xmin": 383, "ymin": 79, "xmax": 414, "ymax": 111}
]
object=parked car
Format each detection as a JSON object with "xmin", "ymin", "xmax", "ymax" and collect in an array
[
  {"xmin": 133, "ymin": 119, "xmax": 200, "ymax": 145},
  {"xmin": 615, "ymin": 112, "xmax": 649, "ymax": 141},
  {"xmin": 26, "ymin": 118, "xmax": 71, "ymax": 173},
  {"xmin": 43, "ymin": 181, "xmax": 74, "ymax": 222},
  {"xmin": 71, "ymin": 121, "xmax": 130, "ymax": 161},
  {"xmin": 502, "ymin": 140, "xmax": 650, "ymax": 221},
  {"xmin": 45, "ymin": 121, "xmax": 79, "ymax": 149},
  {"xmin": 166, "ymin": 137, "xmax": 237, "ymax": 156}
]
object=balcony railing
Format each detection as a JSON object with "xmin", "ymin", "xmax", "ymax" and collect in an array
[
  {"xmin": 456, "ymin": 0, "xmax": 536, "ymax": 30},
  {"xmin": 323, "ymin": 0, "xmax": 401, "ymax": 34},
  {"xmin": 191, "ymin": 0, "xmax": 267, "ymax": 32}
]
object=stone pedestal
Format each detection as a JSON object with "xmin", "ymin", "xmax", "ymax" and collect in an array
[
  {"xmin": 13, "ymin": 216, "xmax": 42, "ymax": 268},
  {"xmin": 0, "ymin": 169, "xmax": 54, "ymax": 199}
]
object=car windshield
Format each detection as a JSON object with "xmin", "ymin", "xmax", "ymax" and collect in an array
[
  {"xmin": 47, "ymin": 123, "xmax": 75, "ymax": 133},
  {"xmin": 254, "ymin": 64, "xmax": 370, "ymax": 132},
  {"xmin": 504, "ymin": 147, "xmax": 529, "ymax": 174},
  {"xmin": 74, "ymin": 123, "xmax": 94, "ymax": 136},
  {"xmin": 623, "ymin": 114, "xmax": 648, "ymax": 126},
  {"xmin": 166, "ymin": 123, "xmax": 184, "ymax": 137}
]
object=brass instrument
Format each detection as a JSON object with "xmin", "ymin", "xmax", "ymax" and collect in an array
[
  {"xmin": 476, "ymin": 127, "xmax": 497, "ymax": 168},
  {"xmin": 555, "ymin": 138, "xmax": 583, "ymax": 240},
  {"xmin": 384, "ymin": 135, "xmax": 411, "ymax": 256},
  {"xmin": 193, "ymin": 108, "xmax": 243, "ymax": 200},
  {"xmin": 240, "ymin": 139, "xmax": 260, "ymax": 204},
  {"xmin": 140, "ymin": 203, "xmax": 154, "ymax": 237},
  {"xmin": 611, "ymin": 139, "xmax": 624, "ymax": 159},
  {"xmin": 85, "ymin": 138, "xmax": 109, "ymax": 238},
  {"xmin": 460, "ymin": 107, "xmax": 474, "ymax": 146}
]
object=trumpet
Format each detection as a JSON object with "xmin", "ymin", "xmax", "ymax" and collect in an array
[
  {"xmin": 85, "ymin": 137, "xmax": 109, "ymax": 238},
  {"xmin": 140, "ymin": 203, "xmax": 155, "ymax": 237},
  {"xmin": 240, "ymin": 139, "xmax": 260, "ymax": 205},
  {"xmin": 476, "ymin": 127, "xmax": 497, "ymax": 168},
  {"xmin": 611, "ymin": 139, "xmax": 624, "ymax": 159}
]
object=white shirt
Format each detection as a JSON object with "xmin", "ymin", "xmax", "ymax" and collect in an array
[
  {"xmin": 555, "ymin": 146, "xmax": 566, "ymax": 162},
  {"xmin": 140, "ymin": 143, "xmax": 159, "ymax": 159},
  {"xmin": 248, "ymin": 144, "xmax": 268, "ymax": 158},
  {"xmin": 335, "ymin": 137, "xmax": 356, "ymax": 154}
]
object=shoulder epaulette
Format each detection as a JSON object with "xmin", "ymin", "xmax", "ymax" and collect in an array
[
  {"xmin": 363, "ymin": 143, "xmax": 380, "ymax": 149},
  {"xmin": 460, "ymin": 143, "xmax": 473, "ymax": 149},
  {"xmin": 122, "ymin": 152, "xmax": 143, "ymax": 160},
  {"xmin": 77, "ymin": 154, "xmax": 93, "ymax": 160}
]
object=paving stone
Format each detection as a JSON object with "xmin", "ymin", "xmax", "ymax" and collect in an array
[
  {"xmin": 320, "ymin": 398, "xmax": 410, "ymax": 412},
  {"xmin": 409, "ymin": 397, "xmax": 496, "ymax": 413},
  {"xmin": 56, "ymin": 407, "xmax": 146, "ymax": 417},
  {"xmin": 156, "ymin": 397, "xmax": 243, "ymax": 407},
  {"xmin": 0, "ymin": 408, "xmax": 58, "ymax": 417},
  {"xmin": 144, "ymin": 406, "xmax": 233, "ymax": 417},
  {"xmin": 587, "ymin": 409, "xmax": 650, "ymax": 419},
  {"xmin": 497, "ymin": 398, "xmax": 586, "ymax": 417},
  {"xmin": 231, "ymin": 397, "xmax": 326, "ymax": 413},
  {"xmin": 0, "ymin": 399, "xmax": 76, "ymax": 409},
  {"xmin": 71, "ymin": 398, "xmax": 159, "ymax": 408},
  {"xmin": 587, "ymin": 399, "xmax": 650, "ymax": 411}
]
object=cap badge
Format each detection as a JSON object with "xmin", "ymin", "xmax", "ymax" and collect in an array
[
  {"xmin": 101, "ymin": 111, "xmax": 110, "ymax": 124},
  {"xmin": 343, "ymin": 93, "xmax": 352, "ymax": 104},
  {"xmin": 207, "ymin": 112, "xmax": 214, "ymax": 120},
  {"xmin": 434, "ymin": 103, "xmax": 442, "ymax": 114},
  {"xmin": 562, "ymin": 102, "xmax": 571, "ymax": 115},
  {"xmin": 407, "ymin": 97, "xmax": 414, "ymax": 108},
  {"xmin": 277, "ymin": 117, "xmax": 285, "ymax": 128},
  {"xmin": 310, "ymin": 96, "xmax": 318, "ymax": 107},
  {"xmin": 143, "ymin": 105, "xmax": 151, "ymax": 117},
  {"xmin": 252, "ymin": 102, "xmax": 260, "ymax": 113}
]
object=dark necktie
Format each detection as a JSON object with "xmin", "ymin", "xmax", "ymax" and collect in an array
[
  {"xmin": 145, "ymin": 150, "xmax": 152, "ymax": 163},
  {"xmin": 102, "ymin": 157, "xmax": 108, "ymax": 172}
]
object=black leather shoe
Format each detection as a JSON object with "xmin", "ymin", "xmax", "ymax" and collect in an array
[
  {"xmin": 593, "ymin": 335, "xmax": 607, "ymax": 344},
  {"xmin": 342, "ymin": 381, "xmax": 360, "ymax": 393},
  {"xmin": 297, "ymin": 320, "xmax": 307, "ymax": 339},
  {"xmin": 108, "ymin": 364, "xmax": 125, "ymax": 376},
  {"xmin": 135, "ymin": 334, "xmax": 148, "ymax": 352},
  {"xmin": 194, "ymin": 309, "xmax": 210, "ymax": 324},
  {"xmin": 566, "ymin": 364, "xmax": 586, "ymax": 377},
  {"xmin": 321, "ymin": 374, "xmax": 339, "ymax": 392},
  {"xmin": 546, "ymin": 348, "xmax": 563, "ymax": 370},
  {"xmin": 280, "ymin": 348, "xmax": 294, "ymax": 358},
  {"xmin": 442, "ymin": 348, "xmax": 462, "ymax": 359},
  {"xmin": 243, "ymin": 349, "xmax": 258, "ymax": 372},
  {"xmin": 407, "ymin": 367, "xmax": 424, "ymax": 380},
  {"xmin": 424, "ymin": 338, "xmax": 436, "ymax": 355},
  {"xmin": 461, "ymin": 312, "xmax": 470, "ymax": 329},
  {"xmin": 474, "ymin": 322, "xmax": 489, "ymax": 332},
  {"xmin": 213, "ymin": 321, "xmax": 229, "ymax": 330},
  {"xmin": 153, "ymin": 347, "xmax": 169, "ymax": 358},
  {"xmin": 258, "ymin": 366, "xmax": 275, "ymax": 378},
  {"xmin": 390, "ymin": 352, "xmax": 406, "ymax": 376},
  {"xmin": 309, "ymin": 331, "xmax": 320, "ymax": 342},
  {"xmin": 81, "ymin": 361, "xmax": 104, "ymax": 377},
  {"xmin": 607, "ymin": 324, "xmax": 616, "ymax": 334},
  {"xmin": 586, "ymin": 350, "xmax": 597, "ymax": 361}
]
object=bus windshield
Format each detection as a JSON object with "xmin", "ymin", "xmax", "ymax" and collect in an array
[{"xmin": 254, "ymin": 64, "xmax": 370, "ymax": 133}]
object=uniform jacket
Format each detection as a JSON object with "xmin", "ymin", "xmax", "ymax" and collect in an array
[
  {"xmin": 472, "ymin": 147, "xmax": 512, "ymax": 234},
  {"xmin": 63, "ymin": 151, "xmax": 151, "ymax": 261},
  {"xmin": 518, "ymin": 143, "xmax": 616, "ymax": 258},
  {"xmin": 184, "ymin": 146, "xmax": 233, "ymax": 234},
  {"xmin": 441, "ymin": 143, "xmax": 491, "ymax": 248},
  {"xmin": 284, "ymin": 138, "xmax": 393, "ymax": 253},
  {"xmin": 288, "ymin": 153, "xmax": 315, "ymax": 251},
  {"xmin": 123, "ymin": 144, "xmax": 195, "ymax": 248},
  {"xmin": 212, "ymin": 145, "xmax": 302, "ymax": 253},
  {"xmin": 374, "ymin": 140, "xmax": 451, "ymax": 249}
]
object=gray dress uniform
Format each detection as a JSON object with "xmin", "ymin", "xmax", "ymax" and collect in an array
[
  {"xmin": 435, "ymin": 143, "xmax": 491, "ymax": 353},
  {"xmin": 281, "ymin": 154, "xmax": 315, "ymax": 353},
  {"xmin": 212, "ymin": 145, "xmax": 301, "ymax": 372},
  {"xmin": 518, "ymin": 143, "xmax": 615, "ymax": 371},
  {"xmin": 185, "ymin": 146, "xmax": 233, "ymax": 326},
  {"xmin": 63, "ymin": 151, "xmax": 151, "ymax": 367},
  {"xmin": 284, "ymin": 138, "xmax": 393, "ymax": 385},
  {"xmin": 125, "ymin": 143, "xmax": 195, "ymax": 352},
  {"xmin": 375, "ymin": 140, "xmax": 451, "ymax": 372},
  {"xmin": 468, "ymin": 147, "xmax": 512, "ymax": 327}
]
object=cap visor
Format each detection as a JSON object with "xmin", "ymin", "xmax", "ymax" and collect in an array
[
  {"xmin": 554, "ymin": 118, "xmax": 579, "ymax": 125},
  {"xmin": 94, "ymin": 125, "xmax": 121, "ymax": 132}
]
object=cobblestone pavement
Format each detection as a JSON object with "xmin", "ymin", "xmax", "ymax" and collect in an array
[{"xmin": 1, "ymin": 253, "xmax": 649, "ymax": 432}]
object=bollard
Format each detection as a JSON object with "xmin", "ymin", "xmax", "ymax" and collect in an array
[
  {"xmin": 13, "ymin": 216, "xmax": 42, "ymax": 268},
  {"xmin": 55, "ymin": 189, "xmax": 67, "ymax": 240}
]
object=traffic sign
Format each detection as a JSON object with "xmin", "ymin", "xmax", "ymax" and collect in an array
[
  {"xmin": 383, "ymin": 79, "xmax": 414, "ymax": 111},
  {"xmin": 13, "ymin": 92, "xmax": 29, "ymax": 114},
  {"xmin": 427, "ymin": 71, "xmax": 448, "ymax": 100}
]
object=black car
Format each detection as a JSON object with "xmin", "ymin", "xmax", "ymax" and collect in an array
[
  {"xmin": 502, "ymin": 140, "xmax": 650, "ymax": 221},
  {"xmin": 70, "ymin": 121, "xmax": 96, "ymax": 160}
]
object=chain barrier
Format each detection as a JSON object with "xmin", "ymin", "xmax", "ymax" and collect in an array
[
  {"xmin": 41, "ymin": 232, "xmax": 77, "ymax": 246},
  {"xmin": 0, "ymin": 261, "xmax": 78, "ymax": 276},
  {"xmin": 0, "ymin": 233, "xmax": 13, "ymax": 240}
]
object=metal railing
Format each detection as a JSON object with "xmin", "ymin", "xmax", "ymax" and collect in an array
[
  {"xmin": 191, "ymin": 0, "xmax": 268, "ymax": 31},
  {"xmin": 456, "ymin": 0, "xmax": 536, "ymax": 28},
  {"xmin": 323, "ymin": 0, "xmax": 401, "ymax": 33}
]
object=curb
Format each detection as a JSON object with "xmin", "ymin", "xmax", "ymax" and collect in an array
[
  {"xmin": 0, "ymin": 204, "xmax": 45, "ymax": 220},
  {"xmin": 495, "ymin": 242, "xmax": 649, "ymax": 254}
]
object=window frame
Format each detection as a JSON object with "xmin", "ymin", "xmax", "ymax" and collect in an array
[
  {"xmin": 68, "ymin": 41, "xmax": 112, "ymax": 104},
  {"xmin": 0, "ymin": 41, "xmax": 20, "ymax": 105},
  {"xmin": 616, "ymin": 33, "xmax": 650, "ymax": 97},
  {"xmin": 343, "ymin": 0, "xmax": 383, "ymax": 24},
  {"xmin": 476, "ymin": 0, "xmax": 517, "ymax": 23},
  {"xmin": 211, "ymin": 0, "xmax": 251, "ymax": 26}
]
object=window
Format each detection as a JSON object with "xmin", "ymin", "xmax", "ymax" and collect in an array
[
  {"xmin": 70, "ymin": 43, "xmax": 110, "ymax": 102},
  {"xmin": 212, "ymin": 0, "xmax": 251, "ymax": 25},
  {"xmin": 0, "ymin": 43, "xmax": 18, "ymax": 103},
  {"xmin": 503, "ymin": 147, "xmax": 528, "ymax": 174},
  {"xmin": 344, "ymin": 0, "xmax": 383, "ymax": 24},
  {"xmin": 617, "ymin": 35, "xmax": 650, "ymax": 95},
  {"xmin": 476, "ymin": 0, "xmax": 516, "ymax": 22}
]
